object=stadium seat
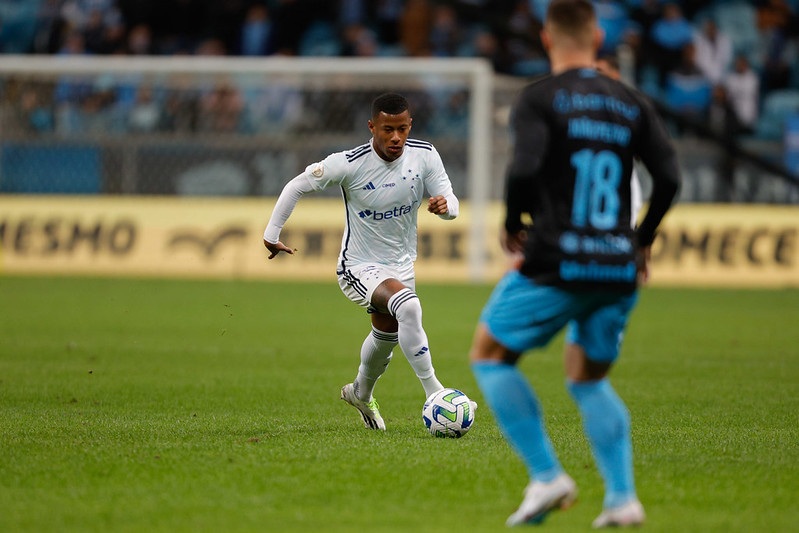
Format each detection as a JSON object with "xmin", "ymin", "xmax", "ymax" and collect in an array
[
  {"xmin": 755, "ymin": 89, "xmax": 799, "ymax": 140},
  {"xmin": 664, "ymin": 73, "xmax": 712, "ymax": 115},
  {"xmin": 298, "ymin": 21, "xmax": 342, "ymax": 57},
  {"xmin": 709, "ymin": 0, "xmax": 760, "ymax": 67},
  {"xmin": 0, "ymin": 0, "xmax": 40, "ymax": 53}
]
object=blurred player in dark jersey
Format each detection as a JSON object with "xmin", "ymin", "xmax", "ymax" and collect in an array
[{"xmin": 469, "ymin": 0, "xmax": 680, "ymax": 527}]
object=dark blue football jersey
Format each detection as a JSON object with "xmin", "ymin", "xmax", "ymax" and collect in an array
[{"xmin": 505, "ymin": 68, "xmax": 680, "ymax": 292}]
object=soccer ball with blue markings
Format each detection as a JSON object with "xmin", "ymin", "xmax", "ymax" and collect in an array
[{"xmin": 422, "ymin": 388, "xmax": 474, "ymax": 438}]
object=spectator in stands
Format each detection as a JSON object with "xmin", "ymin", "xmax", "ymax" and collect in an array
[
  {"xmin": 271, "ymin": 0, "xmax": 308, "ymax": 55},
  {"xmin": 342, "ymin": 24, "xmax": 379, "ymax": 57},
  {"xmin": 60, "ymin": 0, "xmax": 123, "ymax": 37},
  {"xmin": 162, "ymin": 78, "xmax": 199, "ymax": 133},
  {"xmin": 195, "ymin": 37, "xmax": 227, "ymax": 56},
  {"xmin": 627, "ymin": 0, "xmax": 661, "ymax": 86},
  {"xmin": 79, "ymin": 75, "xmax": 118, "ymax": 134},
  {"xmin": 593, "ymin": 0, "xmax": 631, "ymax": 54},
  {"xmin": 32, "ymin": 0, "xmax": 63, "ymax": 54},
  {"xmin": 339, "ymin": 0, "xmax": 367, "ymax": 28},
  {"xmin": 400, "ymin": 0, "xmax": 433, "ymax": 56},
  {"xmin": 724, "ymin": 54, "xmax": 760, "ymax": 134},
  {"xmin": 239, "ymin": 3, "xmax": 274, "ymax": 56},
  {"xmin": 156, "ymin": 0, "xmax": 206, "ymax": 55},
  {"xmin": 128, "ymin": 85, "xmax": 162, "ymax": 133},
  {"xmin": 505, "ymin": 0, "xmax": 545, "ymax": 71},
  {"xmin": 205, "ymin": 0, "xmax": 252, "ymax": 56},
  {"xmin": 18, "ymin": 82, "xmax": 55, "ymax": 133},
  {"xmin": 665, "ymin": 43, "xmax": 713, "ymax": 119},
  {"xmin": 126, "ymin": 24, "xmax": 154, "ymax": 55},
  {"xmin": 247, "ymin": 82, "xmax": 304, "ymax": 134},
  {"xmin": 198, "ymin": 81, "xmax": 245, "ymax": 133},
  {"xmin": 693, "ymin": 19, "xmax": 733, "ymax": 85},
  {"xmin": 707, "ymin": 84, "xmax": 744, "ymax": 136},
  {"xmin": 474, "ymin": 29, "xmax": 514, "ymax": 74},
  {"xmin": 58, "ymin": 29, "xmax": 86, "ymax": 55},
  {"xmin": 650, "ymin": 3, "xmax": 695, "ymax": 84},
  {"xmin": 706, "ymin": 84, "xmax": 743, "ymax": 201},
  {"xmin": 757, "ymin": 0, "xmax": 799, "ymax": 92},
  {"xmin": 429, "ymin": 4, "xmax": 461, "ymax": 57},
  {"xmin": 375, "ymin": 0, "xmax": 405, "ymax": 46}
]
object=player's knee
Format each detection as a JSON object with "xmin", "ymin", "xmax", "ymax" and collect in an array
[{"xmin": 387, "ymin": 288, "xmax": 422, "ymax": 324}]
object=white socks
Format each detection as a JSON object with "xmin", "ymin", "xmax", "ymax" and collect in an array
[
  {"xmin": 354, "ymin": 327, "xmax": 397, "ymax": 402},
  {"xmin": 387, "ymin": 288, "xmax": 444, "ymax": 398}
]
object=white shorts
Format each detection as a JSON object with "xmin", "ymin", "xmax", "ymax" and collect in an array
[{"xmin": 337, "ymin": 262, "xmax": 416, "ymax": 312}]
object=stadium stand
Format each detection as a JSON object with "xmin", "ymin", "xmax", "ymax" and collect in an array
[{"xmin": 0, "ymin": 0, "xmax": 797, "ymax": 200}]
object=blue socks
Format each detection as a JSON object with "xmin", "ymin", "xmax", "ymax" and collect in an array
[
  {"xmin": 567, "ymin": 378, "xmax": 635, "ymax": 508},
  {"xmin": 471, "ymin": 361, "xmax": 562, "ymax": 482},
  {"xmin": 472, "ymin": 361, "xmax": 637, "ymax": 508}
]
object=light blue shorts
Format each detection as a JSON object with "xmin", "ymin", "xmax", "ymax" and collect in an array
[{"xmin": 479, "ymin": 270, "xmax": 639, "ymax": 363}]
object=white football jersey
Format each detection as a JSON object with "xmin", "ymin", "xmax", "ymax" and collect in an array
[{"xmin": 303, "ymin": 138, "xmax": 458, "ymax": 271}]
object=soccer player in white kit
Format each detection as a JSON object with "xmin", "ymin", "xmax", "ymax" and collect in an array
[{"xmin": 263, "ymin": 93, "xmax": 461, "ymax": 430}]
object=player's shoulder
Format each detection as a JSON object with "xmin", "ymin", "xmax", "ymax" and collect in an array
[
  {"xmin": 518, "ymin": 72, "xmax": 556, "ymax": 100},
  {"xmin": 342, "ymin": 142, "xmax": 372, "ymax": 164},
  {"xmin": 404, "ymin": 138, "xmax": 434, "ymax": 152},
  {"xmin": 405, "ymin": 138, "xmax": 442, "ymax": 167}
]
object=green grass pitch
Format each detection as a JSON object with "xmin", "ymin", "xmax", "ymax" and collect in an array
[{"xmin": 1, "ymin": 276, "xmax": 797, "ymax": 532}]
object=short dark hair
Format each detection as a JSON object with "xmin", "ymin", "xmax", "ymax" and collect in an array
[
  {"xmin": 546, "ymin": 0, "xmax": 596, "ymax": 34},
  {"xmin": 371, "ymin": 93, "xmax": 409, "ymax": 118}
]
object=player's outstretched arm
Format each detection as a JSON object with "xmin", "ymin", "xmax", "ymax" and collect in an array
[
  {"xmin": 263, "ymin": 174, "xmax": 317, "ymax": 261},
  {"xmin": 263, "ymin": 239, "xmax": 295, "ymax": 260}
]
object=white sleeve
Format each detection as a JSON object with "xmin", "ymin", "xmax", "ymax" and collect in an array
[
  {"xmin": 263, "ymin": 174, "xmax": 315, "ymax": 244},
  {"xmin": 263, "ymin": 152, "xmax": 349, "ymax": 243},
  {"xmin": 423, "ymin": 145, "xmax": 459, "ymax": 220},
  {"xmin": 438, "ymin": 191, "xmax": 459, "ymax": 220}
]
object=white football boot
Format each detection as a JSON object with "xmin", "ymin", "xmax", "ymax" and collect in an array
[
  {"xmin": 592, "ymin": 499, "xmax": 645, "ymax": 528},
  {"xmin": 506, "ymin": 473, "xmax": 578, "ymax": 526},
  {"xmin": 340, "ymin": 383, "xmax": 386, "ymax": 431}
]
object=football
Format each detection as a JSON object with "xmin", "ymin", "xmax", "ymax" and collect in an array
[{"xmin": 422, "ymin": 388, "xmax": 475, "ymax": 438}]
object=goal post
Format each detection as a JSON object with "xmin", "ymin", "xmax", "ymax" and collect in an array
[{"xmin": 0, "ymin": 55, "xmax": 498, "ymax": 281}]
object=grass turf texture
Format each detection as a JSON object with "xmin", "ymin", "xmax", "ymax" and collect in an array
[{"xmin": 0, "ymin": 276, "xmax": 797, "ymax": 532}]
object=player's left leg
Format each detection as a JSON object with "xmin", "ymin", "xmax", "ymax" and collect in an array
[
  {"xmin": 371, "ymin": 279, "xmax": 444, "ymax": 398},
  {"xmin": 564, "ymin": 292, "xmax": 644, "ymax": 527}
]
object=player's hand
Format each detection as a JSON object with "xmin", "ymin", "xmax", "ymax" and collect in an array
[
  {"xmin": 427, "ymin": 195, "xmax": 449, "ymax": 215},
  {"xmin": 264, "ymin": 239, "xmax": 295, "ymax": 260},
  {"xmin": 636, "ymin": 245, "xmax": 652, "ymax": 285},
  {"xmin": 500, "ymin": 228, "xmax": 527, "ymax": 255}
]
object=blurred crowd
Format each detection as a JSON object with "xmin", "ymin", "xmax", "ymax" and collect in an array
[{"xmin": 0, "ymin": 0, "xmax": 798, "ymax": 140}]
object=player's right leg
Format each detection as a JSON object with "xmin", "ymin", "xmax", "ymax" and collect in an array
[
  {"xmin": 353, "ymin": 324, "xmax": 397, "ymax": 404},
  {"xmin": 469, "ymin": 270, "xmax": 578, "ymax": 525},
  {"xmin": 340, "ymin": 322, "xmax": 397, "ymax": 430},
  {"xmin": 338, "ymin": 265, "xmax": 398, "ymax": 430}
]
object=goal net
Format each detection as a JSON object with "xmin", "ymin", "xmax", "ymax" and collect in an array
[{"xmin": 0, "ymin": 55, "xmax": 514, "ymax": 281}]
